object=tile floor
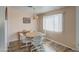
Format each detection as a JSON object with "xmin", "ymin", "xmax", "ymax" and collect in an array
[
  {"xmin": 43, "ymin": 39, "xmax": 76, "ymax": 52},
  {"xmin": 8, "ymin": 39, "xmax": 76, "ymax": 52}
]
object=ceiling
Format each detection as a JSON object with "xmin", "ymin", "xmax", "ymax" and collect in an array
[
  {"xmin": 31, "ymin": 6, "xmax": 64, "ymax": 14},
  {"xmin": 8, "ymin": 6, "xmax": 64, "ymax": 14}
]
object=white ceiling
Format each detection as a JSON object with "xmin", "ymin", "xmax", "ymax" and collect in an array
[
  {"xmin": 8, "ymin": 6, "xmax": 64, "ymax": 14},
  {"xmin": 32, "ymin": 6, "xmax": 64, "ymax": 14}
]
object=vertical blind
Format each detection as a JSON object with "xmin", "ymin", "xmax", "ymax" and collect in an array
[{"xmin": 43, "ymin": 13, "xmax": 63, "ymax": 32}]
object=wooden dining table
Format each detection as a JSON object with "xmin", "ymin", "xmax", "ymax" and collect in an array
[{"xmin": 26, "ymin": 32, "xmax": 38, "ymax": 38}]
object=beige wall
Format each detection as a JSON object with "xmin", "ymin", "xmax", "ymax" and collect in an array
[
  {"xmin": 7, "ymin": 7, "xmax": 37, "ymax": 42},
  {"xmin": 37, "ymin": 7, "xmax": 76, "ymax": 49}
]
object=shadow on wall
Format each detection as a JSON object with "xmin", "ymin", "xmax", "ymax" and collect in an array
[
  {"xmin": 8, "ymin": 33, "xmax": 18, "ymax": 42},
  {"xmin": 0, "ymin": 6, "xmax": 5, "ymax": 52}
]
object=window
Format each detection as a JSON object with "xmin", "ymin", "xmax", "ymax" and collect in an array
[{"xmin": 43, "ymin": 13, "xmax": 63, "ymax": 32}]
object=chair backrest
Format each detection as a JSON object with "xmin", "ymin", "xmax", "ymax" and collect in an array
[
  {"xmin": 19, "ymin": 33, "xmax": 31, "ymax": 43},
  {"xmin": 32, "ymin": 35, "xmax": 43, "ymax": 46}
]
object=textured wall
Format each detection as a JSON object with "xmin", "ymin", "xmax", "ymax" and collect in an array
[{"xmin": 7, "ymin": 7, "xmax": 37, "ymax": 42}]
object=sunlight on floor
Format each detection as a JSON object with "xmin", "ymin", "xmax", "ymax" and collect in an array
[{"xmin": 43, "ymin": 44, "xmax": 56, "ymax": 52}]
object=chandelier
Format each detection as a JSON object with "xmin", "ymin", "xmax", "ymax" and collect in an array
[{"xmin": 32, "ymin": 7, "xmax": 38, "ymax": 20}]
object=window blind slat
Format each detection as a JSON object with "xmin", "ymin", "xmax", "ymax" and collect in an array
[{"xmin": 43, "ymin": 13, "xmax": 63, "ymax": 32}]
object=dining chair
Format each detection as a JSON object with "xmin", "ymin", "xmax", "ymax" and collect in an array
[{"xmin": 31, "ymin": 35, "xmax": 44, "ymax": 52}]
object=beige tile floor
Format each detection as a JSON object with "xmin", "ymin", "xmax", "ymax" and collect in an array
[
  {"xmin": 8, "ymin": 39, "xmax": 76, "ymax": 52},
  {"xmin": 43, "ymin": 39, "xmax": 76, "ymax": 52}
]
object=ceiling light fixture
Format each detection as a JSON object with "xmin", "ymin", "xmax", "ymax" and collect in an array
[
  {"xmin": 27, "ymin": 6, "xmax": 38, "ymax": 20},
  {"xmin": 32, "ymin": 7, "xmax": 38, "ymax": 20}
]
